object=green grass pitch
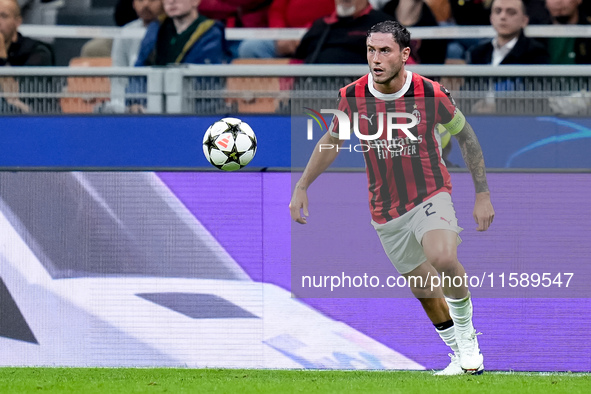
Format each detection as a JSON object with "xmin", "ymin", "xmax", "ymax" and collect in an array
[{"xmin": 0, "ymin": 368, "xmax": 589, "ymax": 393}]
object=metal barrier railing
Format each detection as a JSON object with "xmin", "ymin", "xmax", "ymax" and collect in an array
[
  {"xmin": 1, "ymin": 65, "xmax": 590, "ymax": 115},
  {"xmin": 0, "ymin": 67, "xmax": 162, "ymax": 114},
  {"xmin": 18, "ymin": 24, "xmax": 591, "ymax": 41},
  {"xmin": 172, "ymin": 65, "xmax": 591, "ymax": 116}
]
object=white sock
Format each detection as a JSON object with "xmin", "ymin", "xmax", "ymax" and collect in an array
[
  {"xmin": 445, "ymin": 292, "xmax": 475, "ymax": 334},
  {"xmin": 436, "ymin": 325, "xmax": 459, "ymax": 354}
]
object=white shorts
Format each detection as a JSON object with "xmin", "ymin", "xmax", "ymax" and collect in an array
[{"xmin": 371, "ymin": 192, "xmax": 463, "ymax": 275}]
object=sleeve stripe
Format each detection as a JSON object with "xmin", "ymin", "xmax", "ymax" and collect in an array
[{"xmin": 328, "ymin": 119, "xmax": 339, "ymax": 138}]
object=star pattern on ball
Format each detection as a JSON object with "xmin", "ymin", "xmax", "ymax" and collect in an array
[
  {"xmin": 227, "ymin": 123, "xmax": 242, "ymax": 137},
  {"xmin": 203, "ymin": 118, "xmax": 257, "ymax": 171}
]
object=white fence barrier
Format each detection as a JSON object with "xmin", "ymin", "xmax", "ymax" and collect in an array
[
  {"xmin": 0, "ymin": 65, "xmax": 590, "ymax": 115},
  {"xmin": 18, "ymin": 24, "xmax": 591, "ymax": 41}
]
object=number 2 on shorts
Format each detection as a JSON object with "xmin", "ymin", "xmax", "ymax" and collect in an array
[{"xmin": 423, "ymin": 202, "xmax": 435, "ymax": 217}]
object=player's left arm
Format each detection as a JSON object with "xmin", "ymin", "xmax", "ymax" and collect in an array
[
  {"xmin": 453, "ymin": 119, "xmax": 495, "ymax": 231},
  {"xmin": 437, "ymin": 85, "xmax": 494, "ymax": 231},
  {"xmin": 439, "ymin": 104, "xmax": 494, "ymax": 231}
]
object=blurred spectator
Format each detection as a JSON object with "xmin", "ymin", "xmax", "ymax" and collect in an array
[
  {"xmin": 382, "ymin": 0, "xmax": 447, "ymax": 63},
  {"xmin": 112, "ymin": 0, "xmax": 164, "ymax": 67},
  {"xmin": 84, "ymin": 0, "xmax": 136, "ymax": 58},
  {"xmin": 424, "ymin": 0, "xmax": 451, "ymax": 22},
  {"xmin": 80, "ymin": 39, "xmax": 113, "ymax": 57},
  {"xmin": 545, "ymin": 0, "xmax": 591, "ymax": 114},
  {"xmin": 467, "ymin": 0, "xmax": 548, "ymax": 113},
  {"xmin": 115, "ymin": 0, "xmax": 139, "ymax": 26},
  {"xmin": 199, "ymin": 0, "xmax": 270, "ymax": 27},
  {"xmin": 135, "ymin": 0, "xmax": 226, "ymax": 66},
  {"xmin": 545, "ymin": 0, "xmax": 591, "ymax": 64},
  {"xmin": 0, "ymin": 0, "xmax": 53, "ymax": 65},
  {"xmin": 468, "ymin": 0, "xmax": 549, "ymax": 65},
  {"xmin": 0, "ymin": 0, "xmax": 54, "ymax": 113},
  {"xmin": 293, "ymin": 0, "xmax": 390, "ymax": 64},
  {"xmin": 423, "ymin": 0, "xmax": 549, "ymax": 24},
  {"xmin": 238, "ymin": 0, "xmax": 335, "ymax": 58},
  {"xmin": 199, "ymin": 0, "xmax": 272, "ymax": 59},
  {"xmin": 128, "ymin": 0, "xmax": 227, "ymax": 113}
]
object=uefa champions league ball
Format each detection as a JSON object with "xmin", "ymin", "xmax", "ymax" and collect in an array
[{"xmin": 202, "ymin": 118, "xmax": 257, "ymax": 171}]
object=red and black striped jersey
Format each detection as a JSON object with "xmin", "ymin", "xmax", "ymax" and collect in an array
[{"xmin": 328, "ymin": 70, "xmax": 462, "ymax": 224}]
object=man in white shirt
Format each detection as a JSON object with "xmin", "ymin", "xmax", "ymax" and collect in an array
[
  {"xmin": 467, "ymin": 0, "xmax": 548, "ymax": 65},
  {"xmin": 112, "ymin": 0, "xmax": 164, "ymax": 67},
  {"xmin": 104, "ymin": 0, "xmax": 163, "ymax": 113},
  {"xmin": 465, "ymin": 0, "xmax": 548, "ymax": 113},
  {"xmin": 490, "ymin": 35, "xmax": 518, "ymax": 66}
]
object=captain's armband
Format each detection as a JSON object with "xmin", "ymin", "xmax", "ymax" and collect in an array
[{"xmin": 441, "ymin": 108, "xmax": 466, "ymax": 136}]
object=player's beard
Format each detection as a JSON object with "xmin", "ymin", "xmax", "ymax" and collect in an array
[{"xmin": 372, "ymin": 63, "xmax": 403, "ymax": 87}]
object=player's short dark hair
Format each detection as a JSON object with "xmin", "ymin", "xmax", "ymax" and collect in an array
[{"xmin": 367, "ymin": 21, "xmax": 411, "ymax": 50}]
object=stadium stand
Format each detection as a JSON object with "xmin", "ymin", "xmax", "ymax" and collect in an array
[
  {"xmin": 1, "ymin": 0, "xmax": 591, "ymax": 115},
  {"xmin": 226, "ymin": 58, "xmax": 290, "ymax": 113},
  {"xmin": 60, "ymin": 56, "xmax": 112, "ymax": 113},
  {"xmin": 54, "ymin": 0, "xmax": 117, "ymax": 65}
]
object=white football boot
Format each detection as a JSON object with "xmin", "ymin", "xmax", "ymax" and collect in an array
[
  {"xmin": 435, "ymin": 352, "xmax": 484, "ymax": 376},
  {"xmin": 456, "ymin": 330, "xmax": 484, "ymax": 375},
  {"xmin": 434, "ymin": 353, "xmax": 463, "ymax": 376}
]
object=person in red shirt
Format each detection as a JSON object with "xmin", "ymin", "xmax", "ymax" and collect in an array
[
  {"xmin": 238, "ymin": 0, "xmax": 335, "ymax": 58},
  {"xmin": 293, "ymin": 0, "xmax": 391, "ymax": 63},
  {"xmin": 290, "ymin": 20, "xmax": 494, "ymax": 375}
]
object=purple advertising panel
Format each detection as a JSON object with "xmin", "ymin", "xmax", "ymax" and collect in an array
[
  {"xmin": 159, "ymin": 171, "xmax": 591, "ymax": 371},
  {"xmin": 290, "ymin": 172, "xmax": 591, "ymax": 298},
  {"xmin": 1, "ymin": 171, "xmax": 588, "ymax": 371}
]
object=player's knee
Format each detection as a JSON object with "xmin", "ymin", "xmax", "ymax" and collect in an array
[
  {"xmin": 407, "ymin": 275, "xmax": 436, "ymax": 298},
  {"xmin": 428, "ymin": 248, "xmax": 458, "ymax": 272}
]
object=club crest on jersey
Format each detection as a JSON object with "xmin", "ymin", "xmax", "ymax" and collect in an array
[{"xmin": 411, "ymin": 108, "xmax": 421, "ymax": 125}]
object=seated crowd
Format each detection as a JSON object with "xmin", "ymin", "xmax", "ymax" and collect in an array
[
  {"xmin": 1, "ymin": 0, "xmax": 590, "ymax": 68},
  {"xmin": 0, "ymin": 0, "xmax": 589, "ymax": 114}
]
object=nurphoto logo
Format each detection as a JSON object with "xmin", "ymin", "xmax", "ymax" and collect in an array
[
  {"xmin": 304, "ymin": 107, "xmax": 419, "ymax": 142},
  {"xmin": 303, "ymin": 107, "xmax": 421, "ymax": 156}
]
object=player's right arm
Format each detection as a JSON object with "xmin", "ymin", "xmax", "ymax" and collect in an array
[{"xmin": 289, "ymin": 131, "xmax": 344, "ymax": 224}]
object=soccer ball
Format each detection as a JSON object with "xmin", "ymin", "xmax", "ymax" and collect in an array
[{"xmin": 202, "ymin": 118, "xmax": 257, "ymax": 171}]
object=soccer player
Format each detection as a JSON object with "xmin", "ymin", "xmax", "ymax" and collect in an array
[{"xmin": 289, "ymin": 20, "xmax": 495, "ymax": 375}]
